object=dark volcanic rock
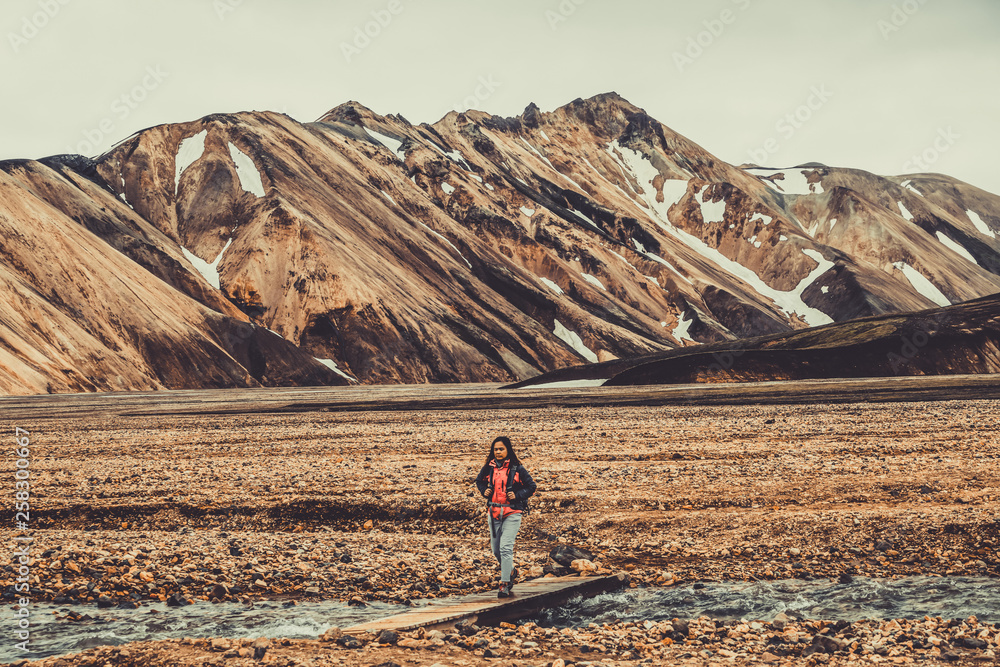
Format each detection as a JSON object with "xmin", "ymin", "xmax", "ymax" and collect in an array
[
  {"xmin": 517, "ymin": 294, "xmax": 1000, "ymax": 387},
  {"xmin": 549, "ymin": 544, "xmax": 596, "ymax": 566}
]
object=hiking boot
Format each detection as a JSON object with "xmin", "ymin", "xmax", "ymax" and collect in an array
[
  {"xmin": 509, "ymin": 567, "xmax": 519, "ymax": 590},
  {"xmin": 498, "ymin": 582, "xmax": 512, "ymax": 598}
]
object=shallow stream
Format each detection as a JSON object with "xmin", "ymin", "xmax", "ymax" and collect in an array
[
  {"xmin": 530, "ymin": 576, "xmax": 1000, "ymax": 626},
  {"xmin": 3, "ymin": 599, "xmax": 400, "ymax": 662},
  {"xmin": 6, "ymin": 576, "xmax": 998, "ymax": 661}
]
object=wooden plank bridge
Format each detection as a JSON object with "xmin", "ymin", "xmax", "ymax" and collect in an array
[{"xmin": 346, "ymin": 573, "xmax": 628, "ymax": 633}]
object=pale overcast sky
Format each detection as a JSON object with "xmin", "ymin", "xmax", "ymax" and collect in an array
[{"xmin": 4, "ymin": 0, "xmax": 999, "ymax": 194}]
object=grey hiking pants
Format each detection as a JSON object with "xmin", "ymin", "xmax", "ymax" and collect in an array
[{"xmin": 488, "ymin": 511, "xmax": 522, "ymax": 583}]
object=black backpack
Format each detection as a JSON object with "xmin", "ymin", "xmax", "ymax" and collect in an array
[{"xmin": 507, "ymin": 464, "xmax": 531, "ymax": 515}]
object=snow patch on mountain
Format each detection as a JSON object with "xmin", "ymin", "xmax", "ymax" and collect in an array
[
  {"xmin": 416, "ymin": 221, "xmax": 471, "ymax": 268},
  {"xmin": 553, "ymin": 319, "xmax": 598, "ymax": 363},
  {"xmin": 581, "ymin": 273, "xmax": 606, "ymax": 291},
  {"xmin": 526, "ymin": 378, "xmax": 607, "ymax": 389},
  {"xmin": 583, "ymin": 156, "xmax": 614, "ymax": 185},
  {"xmin": 610, "ymin": 250, "xmax": 646, "ymax": 280},
  {"xmin": 539, "ymin": 277, "xmax": 563, "ymax": 294},
  {"xmin": 893, "ymin": 261, "xmax": 950, "ymax": 307},
  {"xmin": 441, "ymin": 182, "xmax": 455, "ymax": 195},
  {"xmin": 228, "ymin": 144, "xmax": 266, "ymax": 198},
  {"xmin": 315, "ymin": 357, "xmax": 358, "ymax": 383},
  {"xmin": 518, "ymin": 136, "xmax": 584, "ymax": 190},
  {"xmin": 748, "ymin": 169, "xmax": 823, "ymax": 196},
  {"xmin": 181, "ymin": 237, "xmax": 232, "ymax": 290},
  {"xmin": 572, "ymin": 209, "xmax": 601, "ymax": 232},
  {"xmin": 897, "ymin": 201, "xmax": 915, "ymax": 222},
  {"xmin": 444, "ymin": 149, "xmax": 469, "ymax": 167},
  {"xmin": 605, "ymin": 141, "xmax": 689, "ymax": 222},
  {"xmin": 798, "ymin": 249, "xmax": 834, "ymax": 289},
  {"xmin": 520, "ymin": 206, "xmax": 535, "ymax": 217},
  {"xmin": 364, "ymin": 127, "xmax": 406, "ymax": 161},
  {"xmin": 118, "ymin": 174, "xmax": 132, "ymax": 208},
  {"xmin": 174, "ymin": 130, "xmax": 208, "ymax": 195},
  {"xmin": 698, "ymin": 185, "xmax": 726, "ymax": 224},
  {"xmin": 669, "ymin": 224, "xmax": 834, "ymax": 325},
  {"xmin": 672, "ymin": 311, "xmax": 694, "ymax": 343},
  {"xmin": 428, "ymin": 143, "xmax": 472, "ymax": 170},
  {"xmin": 966, "ymin": 209, "xmax": 996, "ymax": 239},
  {"xmin": 612, "ymin": 159, "xmax": 832, "ymax": 324},
  {"xmin": 935, "ymin": 232, "xmax": 978, "ymax": 265},
  {"xmin": 631, "ymin": 239, "xmax": 692, "ymax": 284},
  {"xmin": 521, "ymin": 137, "xmax": 553, "ymax": 168}
]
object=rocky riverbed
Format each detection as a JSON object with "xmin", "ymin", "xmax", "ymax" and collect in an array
[
  {"xmin": 3, "ymin": 386, "xmax": 1000, "ymax": 665},
  {"xmin": 8, "ymin": 614, "xmax": 1000, "ymax": 666}
]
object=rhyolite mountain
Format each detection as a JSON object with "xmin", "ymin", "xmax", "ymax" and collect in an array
[{"xmin": 0, "ymin": 93, "xmax": 998, "ymax": 394}]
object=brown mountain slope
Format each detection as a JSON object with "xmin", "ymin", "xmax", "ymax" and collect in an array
[
  {"xmin": 1, "ymin": 92, "xmax": 999, "ymax": 392},
  {"xmin": 0, "ymin": 159, "xmax": 345, "ymax": 394}
]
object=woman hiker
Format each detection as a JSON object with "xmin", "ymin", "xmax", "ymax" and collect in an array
[{"xmin": 475, "ymin": 436, "xmax": 537, "ymax": 598}]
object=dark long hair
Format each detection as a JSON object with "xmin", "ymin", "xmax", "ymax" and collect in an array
[{"xmin": 484, "ymin": 436, "xmax": 521, "ymax": 468}]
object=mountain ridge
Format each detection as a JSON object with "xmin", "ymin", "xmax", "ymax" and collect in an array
[{"xmin": 0, "ymin": 92, "xmax": 997, "ymax": 394}]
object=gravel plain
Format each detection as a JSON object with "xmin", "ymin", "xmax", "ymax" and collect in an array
[{"xmin": 3, "ymin": 383, "xmax": 1000, "ymax": 666}]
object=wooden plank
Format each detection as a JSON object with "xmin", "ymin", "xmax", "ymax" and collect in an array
[{"xmin": 346, "ymin": 573, "xmax": 628, "ymax": 633}]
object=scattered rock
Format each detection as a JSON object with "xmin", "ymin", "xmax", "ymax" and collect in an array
[
  {"xmin": 335, "ymin": 634, "xmax": 363, "ymax": 649},
  {"xmin": 549, "ymin": 544, "xmax": 595, "ymax": 567},
  {"xmin": 319, "ymin": 627, "xmax": 342, "ymax": 642},
  {"xmin": 210, "ymin": 638, "xmax": 231, "ymax": 652},
  {"xmin": 377, "ymin": 629, "xmax": 399, "ymax": 645}
]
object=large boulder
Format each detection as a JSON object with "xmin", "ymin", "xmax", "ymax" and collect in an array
[{"xmin": 549, "ymin": 544, "xmax": 596, "ymax": 567}]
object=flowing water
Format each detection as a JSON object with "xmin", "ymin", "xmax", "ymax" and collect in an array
[
  {"xmin": 530, "ymin": 576, "xmax": 1000, "ymax": 627},
  {"xmin": 7, "ymin": 577, "xmax": 999, "ymax": 662},
  {"xmin": 1, "ymin": 599, "xmax": 402, "ymax": 662}
]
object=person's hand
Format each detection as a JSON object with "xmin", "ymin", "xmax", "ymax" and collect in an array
[
  {"xmin": 507, "ymin": 491, "xmax": 515, "ymax": 501},
  {"xmin": 483, "ymin": 488, "xmax": 491, "ymax": 498}
]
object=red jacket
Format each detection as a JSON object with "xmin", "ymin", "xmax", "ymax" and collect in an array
[{"xmin": 476, "ymin": 458, "xmax": 536, "ymax": 520}]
